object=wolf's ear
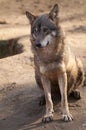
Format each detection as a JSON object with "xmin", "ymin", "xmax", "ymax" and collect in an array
[
  {"xmin": 26, "ymin": 11, "xmax": 36, "ymax": 25},
  {"xmin": 49, "ymin": 4, "xmax": 59, "ymax": 20}
]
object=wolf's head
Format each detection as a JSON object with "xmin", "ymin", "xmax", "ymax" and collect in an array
[{"xmin": 26, "ymin": 4, "xmax": 61, "ymax": 48}]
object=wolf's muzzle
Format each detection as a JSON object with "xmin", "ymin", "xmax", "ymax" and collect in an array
[{"xmin": 36, "ymin": 41, "xmax": 49, "ymax": 48}]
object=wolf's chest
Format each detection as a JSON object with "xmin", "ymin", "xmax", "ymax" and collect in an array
[
  {"xmin": 40, "ymin": 62, "xmax": 64, "ymax": 82},
  {"xmin": 46, "ymin": 69, "xmax": 59, "ymax": 83}
]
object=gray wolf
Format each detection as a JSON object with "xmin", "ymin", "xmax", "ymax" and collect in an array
[{"xmin": 26, "ymin": 4, "xmax": 84, "ymax": 123}]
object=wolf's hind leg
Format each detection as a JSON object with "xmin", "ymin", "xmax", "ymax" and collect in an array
[
  {"xmin": 71, "ymin": 58, "xmax": 84, "ymax": 99},
  {"xmin": 71, "ymin": 89, "xmax": 81, "ymax": 99}
]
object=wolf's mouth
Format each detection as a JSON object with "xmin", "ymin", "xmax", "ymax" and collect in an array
[{"xmin": 47, "ymin": 41, "xmax": 49, "ymax": 46}]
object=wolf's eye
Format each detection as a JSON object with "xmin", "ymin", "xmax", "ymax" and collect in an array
[
  {"xmin": 34, "ymin": 28, "xmax": 38, "ymax": 33},
  {"xmin": 43, "ymin": 28, "xmax": 48, "ymax": 32},
  {"xmin": 43, "ymin": 27, "xmax": 49, "ymax": 34}
]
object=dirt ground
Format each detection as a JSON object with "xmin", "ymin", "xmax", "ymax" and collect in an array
[{"xmin": 0, "ymin": 0, "xmax": 86, "ymax": 130}]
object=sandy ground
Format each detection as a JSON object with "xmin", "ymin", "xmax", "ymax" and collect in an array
[{"xmin": 0, "ymin": 0, "xmax": 86, "ymax": 130}]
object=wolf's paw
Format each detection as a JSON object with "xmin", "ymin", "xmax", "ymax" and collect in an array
[
  {"xmin": 42, "ymin": 114, "xmax": 53, "ymax": 123},
  {"xmin": 62, "ymin": 113, "xmax": 73, "ymax": 122},
  {"xmin": 73, "ymin": 90, "xmax": 81, "ymax": 99}
]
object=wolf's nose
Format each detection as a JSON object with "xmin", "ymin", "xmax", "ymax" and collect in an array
[{"xmin": 36, "ymin": 43, "xmax": 41, "ymax": 47}]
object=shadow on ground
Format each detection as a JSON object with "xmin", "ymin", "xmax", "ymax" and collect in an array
[
  {"xmin": 0, "ymin": 82, "xmax": 86, "ymax": 130},
  {"xmin": 0, "ymin": 38, "xmax": 24, "ymax": 59}
]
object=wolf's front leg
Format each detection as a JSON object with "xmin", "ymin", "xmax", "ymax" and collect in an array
[
  {"xmin": 41, "ymin": 75, "xmax": 54, "ymax": 123},
  {"xmin": 58, "ymin": 70, "xmax": 73, "ymax": 122}
]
